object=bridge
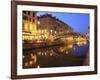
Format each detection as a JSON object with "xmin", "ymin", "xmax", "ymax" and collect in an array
[
  {"xmin": 51, "ymin": 33, "xmax": 74, "ymax": 41},
  {"xmin": 50, "ymin": 32, "xmax": 87, "ymax": 41}
]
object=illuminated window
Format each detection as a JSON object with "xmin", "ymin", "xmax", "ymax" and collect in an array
[
  {"xmin": 24, "ymin": 22, "xmax": 28, "ymax": 31},
  {"xmin": 44, "ymin": 29, "xmax": 46, "ymax": 33},
  {"xmin": 29, "ymin": 23, "xmax": 33, "ymax": 31},
  {"xmin": 41, "ymin": 30, "xmax": 43, "ymax": 33},
  {"xmin": 34, "ymin": 25, "xmax": 37, "ymax": 31}
]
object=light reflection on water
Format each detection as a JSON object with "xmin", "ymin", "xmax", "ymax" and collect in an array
[{"xmin": 23, "ymin": 41, "xmax": 89, "ymax": 69}]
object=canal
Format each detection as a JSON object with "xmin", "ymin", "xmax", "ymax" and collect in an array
[{"xmin": 23, "ymin": 40, "xmax": 89, "ymax": 69}]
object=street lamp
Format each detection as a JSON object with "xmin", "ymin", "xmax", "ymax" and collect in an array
[
  {"xmin": 50, "ymin": 29, "xmax": 53, "ymax": 34},
  {"xmin": 37, "ymin": 21, "xmax": 40, "ymax": 25}
]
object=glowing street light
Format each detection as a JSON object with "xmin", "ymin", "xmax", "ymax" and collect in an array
[
  {"xmin": 37, "ymin": 21, "xmax": 40, "ymax": 24},
  {"xmin": 44, "ymin": 29, "xmax": 47, "ymax": 33},
  {"xmin": 50, "ymin": 29, "xmax": 53, "ymax": 34}
]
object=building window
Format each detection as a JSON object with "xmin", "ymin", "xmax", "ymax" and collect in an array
[
  {"xmin": 23, "ymin": 11, "xmax": 26, "ymax": 14},
  {"xmin": 23, "ymin": 16, "xmax": 28, "ymax": 20},
  {"xmin": 33, "ymin": 13, "xmax": 35, "ymax": 17},
  {"xmin": 24, "ymin": 22, "xmax": 29, "ymax": 32},
  {"xmin": 28, "ymin": 11, "xmax": 30, "ymax": 15},
  {"xmin": 29, "ymin": 18, "xmax": 31, "ymax": 22},
  {"xmin": 33, "ymin": 19, "xmax": 35, "ymax": 23}
]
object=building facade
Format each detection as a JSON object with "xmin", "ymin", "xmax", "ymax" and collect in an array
[
  {"xmin": 37, "ymin": 14, "xmax": 73, "ymax": 41},
  {"xmin": 38, "ymin": 14, "xmax": 73, "ymax": 35},
  {"xmin": 22, "ymin": 12, "xmax": 74, "ymax": 42},
  {"xmin": 22, "ymin": 11, "xmax": 38, "ymax": 41}
]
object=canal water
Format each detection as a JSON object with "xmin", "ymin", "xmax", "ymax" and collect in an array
[{"xmin": 23, "ymin": 41, "xmax": 89, "ymax": 69}]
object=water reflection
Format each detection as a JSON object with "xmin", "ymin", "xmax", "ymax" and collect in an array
[{"xmin": 23, "ymin": 40, "xmax": 89, "ymax": 69}]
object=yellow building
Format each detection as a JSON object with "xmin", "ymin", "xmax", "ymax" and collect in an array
[
  {"xmin": 22, "ymin": 12, "xmax": 74, "ymax": 42},
  {"xmin": 22, "ymin": 11, "xmax": 37, "ymax": 40}
]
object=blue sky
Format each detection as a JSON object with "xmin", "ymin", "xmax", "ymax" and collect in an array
[{"xmin": 37, "ymin": 12, "xmax": 90, "ymax": 33}]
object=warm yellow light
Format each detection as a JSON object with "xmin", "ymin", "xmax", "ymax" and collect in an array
[
  {"xmin": 77, "ymin": 42, "xmax": 82, "ymax": 46},
  {"xmin": 24, "ymin": 36, "xmax": 28, "ymax": 40},
  {"xmin": 29, "ymin": 36, "xmax": 33, "ymax": 40},
  {"xmin": 31, "ymin": 54, "xmax": 37, "ymax": 63},
  {"xmin": 33, "ymin": 25, "xmax": 37, "ymax": 31},
  {"xmin": 77, "ymin": 37, "xmax": 80, "ymax": 40},
  {"xmin": 29, "ymin": 23, "xmax": 33, "ymax": 31},
  {"xmin": 45, "ymin": 34, "xmax": 47, "ymax": 38},
  {"xmin": 42, "ymin": 35, "xmax": 44, "ymax": 38},
  {"xmin": 67, "ymin": 37, "xmax": 73, "ymax": 40},
  {"xmin": 37, "ymin": 21, "xmax": 40, "ymax": 24},
  {"xmin": 38, "ymin": 30, "xmax": 41, "ymax": 33},
  {"xmin": 67, "ymin": 44, "xmax": 73, "ymax": 49},
  {"xmin": 45, "ymin": 29, "xmax": 46, "ymax": 33},
  {"xmin": 24, "ymin": 22, "xmax": 28, "ymax": 31},
  {"xmin": 41, "ymin": 30, "xmax": 44, "ymax": 33},
  {"xmin": 50, "ymin": 29, "xmax": 53, "ymax": 33},
  {"xmin": 23, "ymin": 35, "xmax": 33, "ymax": 40},
  {"xmin": 55, "ymin": 31, "xmax": 57, "ymax": 34},
  {"xmin": 39, "ymin": 35, "xmax": 41, "ymax": 38}
]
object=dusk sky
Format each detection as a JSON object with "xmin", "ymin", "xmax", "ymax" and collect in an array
[{"xmin": 37, "ymin": 12, "xmax": 90, "ymax": 33}]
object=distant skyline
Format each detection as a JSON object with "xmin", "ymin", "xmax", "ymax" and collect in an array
[{"xmin": 37, "ymin": 11, "xmax": 90, "ymax": 33}]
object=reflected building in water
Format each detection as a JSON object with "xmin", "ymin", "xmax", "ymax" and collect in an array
[{"xmin": 23, "ymin": 41, "xmax": 89, "ymax": 68}]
